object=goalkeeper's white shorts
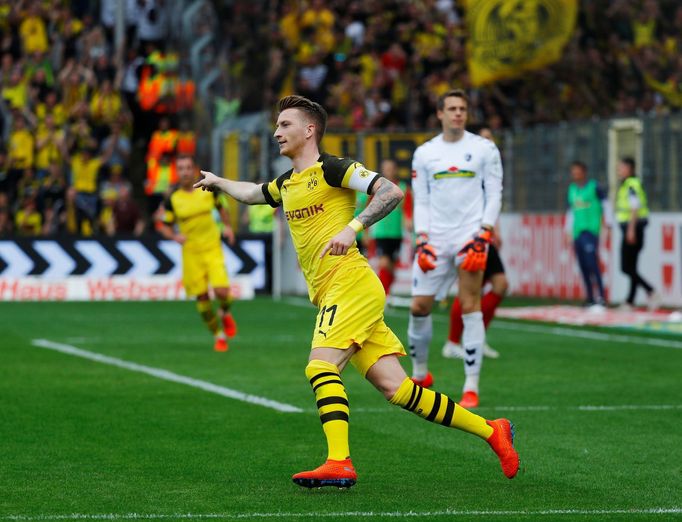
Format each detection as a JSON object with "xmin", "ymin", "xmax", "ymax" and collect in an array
[{"xmin": 410, "ymin": 225, "xmax": 479, "ymax": 300}]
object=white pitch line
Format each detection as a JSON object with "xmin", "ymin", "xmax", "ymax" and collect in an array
[
  {"xmin": 380, "ymin": 304, "xmax": 682, "ymax": 351},
  {"xmin": 381, "ymin": 306, "xmax": 682, "ymax": 351},
  {"xmin": 30, "ymin": 339, "xmax": 302, "ymax": 413},
  {"xmin": 493, "ymin": 320, "xmax": 682, "ymax": 350},
  {"xmin": 577, "ymin": 404, "xmax": 682, "ymax": 411},
  {"xmin": 345, "ymin": 404, "xmax": 682, "ymax": 414},
  {"xmin": 397, "ymin": 310, "xmax": 682, "ymax": 351},
  {"xmin": 28, "ymin": 339, "xmax": 682, "ymax": 416},
  {"xmin": 3, "ymin": 507, "xmax": 681, "ymax": 520}
]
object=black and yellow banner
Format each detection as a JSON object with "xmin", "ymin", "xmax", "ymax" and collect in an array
[
  {"xmin": 324, "ymin": 132, "xmax": 434, "ymax": 180},
  {"xmin": 466, "ymin": 0, "xmax": 577, "ymax": 86}
]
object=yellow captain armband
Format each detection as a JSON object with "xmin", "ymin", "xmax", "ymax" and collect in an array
[{"xmin": 348, "ymin": 218, "xmax": 364, "ymax": 233}]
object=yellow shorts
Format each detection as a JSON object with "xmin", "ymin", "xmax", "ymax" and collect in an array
[
  {"xmin": 311, "ymin": 264, "xmax": 406, "ymax": 376},
  {"xmin": 182, "ymin": 244, "xmax": 230, "ymax": 297}
]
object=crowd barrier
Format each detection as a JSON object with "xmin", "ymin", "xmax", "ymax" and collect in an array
[{"xmin": 0, "ymin": 236, "xmax": 271, "ymax": 301}]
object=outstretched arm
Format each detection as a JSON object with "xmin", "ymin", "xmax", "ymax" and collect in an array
[
  {"xmin": 321, "ymin": 177, "xmax": 403, "ymax": 257},
  {"xmin": 194, "ymin": 170, "xmax": 267, "ymax": 205}
]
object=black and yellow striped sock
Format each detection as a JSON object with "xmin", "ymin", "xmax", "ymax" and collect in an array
[
  {"xmin": 196, "ymin": 299, "xmax": 219, "ymax": 335},
  {"xmin": 217, "ymin": 293, "xmax": 232, "ymax": 314},
  {"xmin": 305, "ymin": 360, "xmax": 350, "ymax": 461},
  {"xmin": 390, "ymin": 377, "xmax": 493, "ymax": 439}
]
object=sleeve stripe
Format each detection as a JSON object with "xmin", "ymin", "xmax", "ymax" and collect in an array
[
  {"xmin": 341, "ymin": 163, "xmax": 356, "ymax": 188},
  {"xmin": 366, "ymin": 174, "xmax": 380, "ymax": 194},
  {"xmin": 261, "ymin": 183, "xmax": 280, "ymax": 208}
]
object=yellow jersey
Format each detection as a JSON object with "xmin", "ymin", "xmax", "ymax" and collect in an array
[
  {"xmin": 163, "ymin": 188, "xmax": 225, "ymax": 252},
  {"xmin": 35, "ymin": 127, "xmax": 64, "ymax": 170},
  {"xmin": 15, "ymin": 209, "xmax": 42, "ymax": 235},
  {"xmin": 2, "ymin": 82, "xmax": 28, "ymax": 109},
  {"xmin": 8, "ymin": 129, "xmax": 35, "ymax": 169},
  {"xmin": 36, "ymin": 102, "xmax": 67, "ymax": 126},
  {"xmin": 89, "ymin": 91, "xmax": 122, "ymax": 124},
  {"xmin": 262, "ymin": 153, "xmax": 379, "ymax": 304},
  {"xmin": 71, "ymin": 155, "xmax": 101, "ymax": 193},
  {"xmin": 19, "ymin": 16, "xmax": 48, "ymax": 54}
]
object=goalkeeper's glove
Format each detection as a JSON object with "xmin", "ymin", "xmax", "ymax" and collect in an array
[
  {"xmin": 456, "ymin": 229, "xmax": 493, "ymax": 272},
  {"xmin": 415, "ymin": 233, "xmax": 437, "ymax": 272}
]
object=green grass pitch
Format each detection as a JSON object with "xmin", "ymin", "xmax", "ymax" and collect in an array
[{"xmin": 1, "ymin": 298, "xmax": 681, "ymax": 521}]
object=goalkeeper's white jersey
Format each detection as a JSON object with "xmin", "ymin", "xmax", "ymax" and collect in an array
[{"xmin": 411, "ymin": 131, "xmax": 503, "ymax": 241}]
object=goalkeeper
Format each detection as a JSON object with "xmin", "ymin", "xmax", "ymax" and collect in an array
[{"xmin": 408, "ymin": 89, "xmax": 503, "ymax": 409}]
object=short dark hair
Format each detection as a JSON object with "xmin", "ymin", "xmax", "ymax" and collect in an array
[
  {"xmin": 571, "ymin": 160, "xmax": 587, "ymax": 171},
  {"xmin": 278, "ymin": 95, "xmax": 328, "ymax": 145},
  {"xmin": 176, "ymin": 154, "xmax": 195, "ymax": 163},
  {"xmin": 437, "ymin": 89, "xmax": 469, "ymax": 111},
  {"xmin": 621, "ymin": 156, "xmax": 636, "ymax": 171}
]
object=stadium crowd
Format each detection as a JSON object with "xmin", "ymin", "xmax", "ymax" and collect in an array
[
  {"xmin": 0, "ymin": 0, "xmax": 194, "ymax": 237},
  {"xmin": 256, "ymin": 0, "xmax": 682, "ymax": 131},
  {"xmin": 2, "ymin": 0, "xmax": 682, "ymax": 238}
]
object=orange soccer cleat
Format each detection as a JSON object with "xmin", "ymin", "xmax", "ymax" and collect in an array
[
  {"xmin": 410, "ymin": 371, "xmax": 434, "ymax": 389},
  {"xmin": 486, "ymin": 418, "xmax": 520, "ymax": 479},
  {"xmin": 214, "ymin": 337, "xmax": 228, "ymax": 352},
  {"xmin": 222, "ymin": 312, "xmax": 238, "ymax": 338},
  {"xmin": 292, "ymin": 458, "xmax": 357, "ymax": 489},
  {"xmin": 459, "ymin": 390, "xmax": 479, "ymax": 409}
]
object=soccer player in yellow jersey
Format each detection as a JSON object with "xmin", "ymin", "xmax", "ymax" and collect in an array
[
  {"xmin": 194, "ymin": 95, "xmax": 519, "ymax": 487},
  {"xmin": 158, "ymin": 155, "xmax": 238, "ymax": 352}
]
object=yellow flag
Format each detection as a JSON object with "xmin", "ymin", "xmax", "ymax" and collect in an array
[{"xmin": 466, "ymin": 0, "xmax": 577, "ymax": 86}]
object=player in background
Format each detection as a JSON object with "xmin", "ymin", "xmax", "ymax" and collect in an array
[
  {"xmin": 564, "ymin": 161, "xmax": 611, "ymax": 311},
  {"xmin": 442, "ymin": 126, "xmax": 507, "ymax": 361},
  {"xmin": 409, "ymin": 89, "xmax": 503, "ymax": 409},
  {"xmin": 355, "ymin": 158, "xmax": 411, "ymax": 296},
  {"xmin": 616, "ymin": 157, "xmax": 659, "ymax": 310},
  {"xmin": 194, "ymin": 94, "xmax": 518, "ymax": 488},
  {"xmin": 442, "ymin": 226, "xmax": 507, "ymax": 360},
  {"xmin": 157, "ymin": 155, "xmax": 238, "ymax": 352}
]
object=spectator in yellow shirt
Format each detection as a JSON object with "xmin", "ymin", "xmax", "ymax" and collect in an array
[
  {"xmin": 19, "ymin": 4, "xmax": 48, "ymax": 55},
  {"xmin": 7, "ymin": 116, "xmax": 35, "ymax": 188},
  {"xmin": 70, "ymin": 148, "xmax": 102, "ymax": 210},
  {"xmin": 300, "ymin": 0, "xmax": 334, "ymax": 32},
  {"xmin": 299, "ymin": 0, "xmax": 336, "ymax": 55},
  {"xmin": 35, "ymin": 114, "xmax": 66, "ymax": 179},
  {"xmin": 58, "ymin": 60, "xmax": 92, "ymax": 115},
  {"xmin": 279, "ymin": 3, "xmax": 301, "ymax": 51},
  {"xmin": 66, "ymin": 145, "xmax": 114, "ymax": 227},
  {"xmin": 89, "ymin": 78, "xmax": 122, "ymax": 136},
  {"xmin": 15, "ymin": 195, "xmax": 43, "ymax": 236},
  {"xmin": 632, "ymin": 8, "xmax": 658, "ymax": 48},
  {"xmin": 68, "ymin": 115, "xmax": 97, "ymax": 152},
  {"xmin": 2, "ymin": 69, "xmax": 29, "ymax": 110},
  {"xmin": 35, "ymin": 90, "xmax": 67, "ymax": 127}
]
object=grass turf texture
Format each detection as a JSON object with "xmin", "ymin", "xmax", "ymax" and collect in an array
[{"xmin": 1, "ymin": 298, "xmax": 681, "ymax": 521}]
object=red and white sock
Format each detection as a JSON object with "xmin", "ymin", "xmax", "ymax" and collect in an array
[
  {"xmin": 448, "ymin": 297, "xmax": 464, "ymax": 344},
  {"xmin": 378, "ymin": 267, "xmax": 394, "ymax": 295},
  {"xmin": 481, "ymin": 291, "xmax": 503, "ymax": 329}
]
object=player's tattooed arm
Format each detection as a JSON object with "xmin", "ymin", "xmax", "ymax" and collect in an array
[
  {"xmin": 320, "ymin": 177, "xmax": 403, "ymax": 258},
  {"xmin": 357, "ymin": 177, "xmax": 404, "ymax": 229}
]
